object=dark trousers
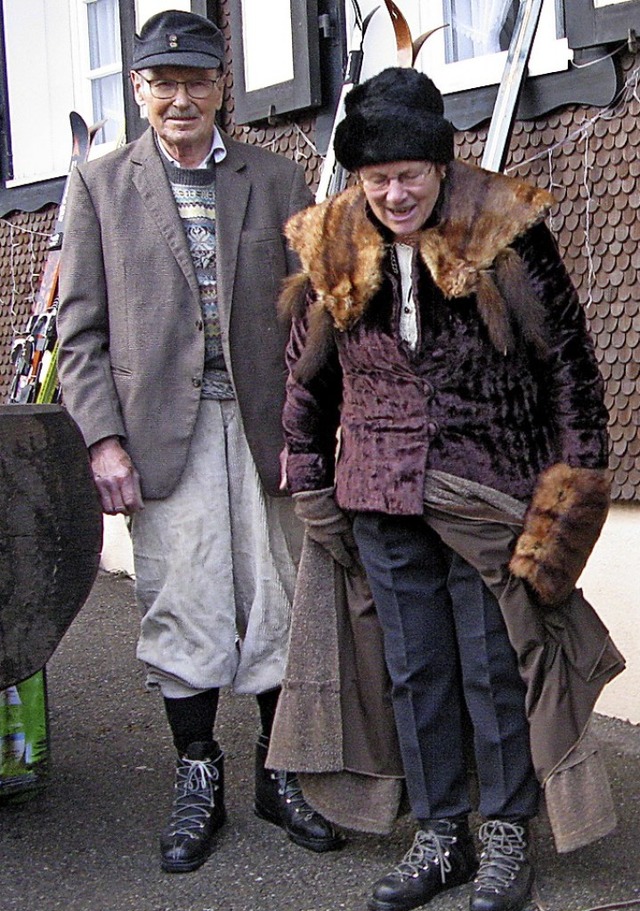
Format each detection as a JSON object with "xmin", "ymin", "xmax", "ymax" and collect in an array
[{"xmin": 353, "ymin": 512, "xmax": 540, "ymax": 822}]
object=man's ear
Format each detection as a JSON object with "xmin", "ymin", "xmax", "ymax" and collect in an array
[{"xmin": 130, "ymin": 71, "xmax": 145, "ymax": 107}]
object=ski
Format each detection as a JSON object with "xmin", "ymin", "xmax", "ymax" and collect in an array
[
  {"xmin": 481, "ymin": 0, "xmax": 544, "ymax": 173},
  {"xmin": 8, "ymin": 112, "xmax": 92, "ymax": 405},
  {"xmin": 315, "ymin": 3, "xmax": 378, "ymax": 202},
  {"xmin": 315, "ymin": 2, "xmax": 446, "ymax": 202}
]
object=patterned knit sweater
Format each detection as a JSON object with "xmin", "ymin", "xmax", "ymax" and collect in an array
[{"xmin": 164, "ymin": 159, "xmax": 234, "ymax": 399}]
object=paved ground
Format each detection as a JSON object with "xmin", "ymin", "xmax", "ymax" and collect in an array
[{"xmin": 1, "ymin": 570, "xmax": 639, "ymax": 911}]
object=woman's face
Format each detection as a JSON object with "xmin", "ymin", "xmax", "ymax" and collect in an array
[{"xmin": 359, "ymin": 159, "xmax": 446, "ymax": 239}]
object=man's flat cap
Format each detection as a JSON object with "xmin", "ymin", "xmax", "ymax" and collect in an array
[{"xmin": 132, "ymin": 10, "xmax": 224, "ymax": 70}]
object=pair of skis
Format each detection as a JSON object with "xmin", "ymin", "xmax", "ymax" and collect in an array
[
  {"xmin": 8, "ymin": 112, "xmax": 95, "ymax": 407},
  {"xmin": 316, "ymin": 0, "xmax": 432, "ymax": 202},
  {"xmin": 315, "ymin": 0, "xmax": 544, "ymax": 200}
]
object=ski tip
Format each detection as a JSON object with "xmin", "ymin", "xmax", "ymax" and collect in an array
[{"xmin": 69, "ymin": 111, "xmax": 90, "ymax": 138}]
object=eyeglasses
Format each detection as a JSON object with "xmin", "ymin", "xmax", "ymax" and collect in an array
[
  {"xmin": 139, "ymin": 75, "xmax": 221, "ymax": 100},
  {"xmin": 360, "ymin": 163, "xmax": 436, "ymax": 193}
]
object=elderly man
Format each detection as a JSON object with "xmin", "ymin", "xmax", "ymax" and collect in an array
[{"xmin": 57, "ymin": 9, "xmax": 342, "ymax": 874}]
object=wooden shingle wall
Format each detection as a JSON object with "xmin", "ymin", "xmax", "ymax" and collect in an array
[
  {"xmin": 215, "ymin": 15, "xmax": 640, "ymax": 502},
  {"xmin": 0, "ymin": 208, "xmax": 56, "ymax": 400},
  {"xmin": 0, "ymin": 10, "xmax": 638, "ymax": 500}
]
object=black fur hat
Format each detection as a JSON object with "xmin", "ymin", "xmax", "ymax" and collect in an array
[{"xmin": 334, "ymin": 67, "xmax": 455, "ymax": 172}]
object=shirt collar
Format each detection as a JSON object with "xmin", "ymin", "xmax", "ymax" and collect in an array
[{"xmin": 157, "ymin": 126, "xmax": 227, "ymax": 169}]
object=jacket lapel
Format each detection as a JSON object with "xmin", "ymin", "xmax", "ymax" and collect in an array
[
  {"xmin": 130, "ymin": 128, "xmax": 200, "ymax": 298},
  {"xmin": 213, "ymin": 137, "xmax": 251, "ymax": 332}
]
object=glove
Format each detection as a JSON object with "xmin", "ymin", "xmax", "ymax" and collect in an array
[{"xmin": 293, "ymin": 487, "xmax": 358, "ymax": 570}]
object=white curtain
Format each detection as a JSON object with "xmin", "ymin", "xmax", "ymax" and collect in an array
[
  {"xmin": 449, "ymin": 0, "xmax": 515, "ymax": 59},
  {"xmin": 87, "ymin": 0, "xmax": 124, "ymax": 144}
]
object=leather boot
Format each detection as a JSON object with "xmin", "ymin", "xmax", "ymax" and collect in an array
[
  {"xmin": 368, "ymin": 817, "xmax": 478, "ymax": 911},
  {"xmin": 254, "ymin": 734, "xmax": 345, "ymax": 852},
  {"xmin": 470, "ymin": 819, "xmax": 534, "ymax": 911},
  {"xmin": 160, "ymin": 740, "xmax": 226, "ymax": 873}
]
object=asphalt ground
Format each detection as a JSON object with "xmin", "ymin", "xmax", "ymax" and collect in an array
[{"xmin": 1, "ymin": 570, "xmax": 639, "ymax": 911}]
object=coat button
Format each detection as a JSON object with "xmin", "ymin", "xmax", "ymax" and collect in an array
[
  {"xmin": 195, "ymin": 319, "xmax": 204, "ymax": 331},
  {"xmin": 192, "ymin": 377, "xmax": 202, "ymax": 388},
  {"xmin": 427, "ymin": 420, "xmax": 439, "ymax": 439}
]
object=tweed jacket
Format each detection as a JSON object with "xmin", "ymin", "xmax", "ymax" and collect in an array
[
  {"xmin": 57, "ymin": 127, "xmax": 313, "ymax": 499},
  {"xmin": 281, "ymin": 162, "xmax": 609, "ymax": 514}
]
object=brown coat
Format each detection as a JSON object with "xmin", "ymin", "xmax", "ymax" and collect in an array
[
  {"xmin": 58, "ymin": 127, "xmax": 313, "ymax": 498},
  {"xmin": 270, "ymin": 474, "xmax": 624, "ymax": 852}
]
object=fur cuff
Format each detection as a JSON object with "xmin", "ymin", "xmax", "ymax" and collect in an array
[{"xmin": 509, "ymin": 464, "xmax": 610, "ymax": 608}]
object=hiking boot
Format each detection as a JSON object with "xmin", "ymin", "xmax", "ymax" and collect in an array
[
  {"xmin": 368, "ymin": 817, "xmax": 478, "ymax": 911},
  {"xmin": 159, "ymin": 740, "xmax": 226, "ymax": 873},
  {"xmin": 470, "ymin": 819, "xmax": 534, "ymax": 911},
  {"xmin": 254, "ymin": 734, "xmax": 345, "ymax": 852}
]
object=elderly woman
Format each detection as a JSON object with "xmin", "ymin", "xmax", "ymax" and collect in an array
[{"xmin": 280, "ymin": 68, "xmax": 623, "ymax": 911}]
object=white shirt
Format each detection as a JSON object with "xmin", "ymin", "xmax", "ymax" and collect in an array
[
  {"xmin": 396, "ymin": 243, "xmax": 417, "ymax": 350},
  {"xmin": 158, "ymin": 125, "xmax": 227, "ymax": 169}
]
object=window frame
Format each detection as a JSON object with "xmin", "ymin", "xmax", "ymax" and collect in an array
[
  {"xmin": 0, "ymin": 2, "xmax": 13, "ymax": 185},
  {"xmin": 228, "ymin": 0, "xmax": 322, "ymax": 125},
  {"xmin": 73, "ymin": 0, "xmax": 125, "ymax": 150},
  {"xmin": 0, "ymin": 0, "xmax": 135, "ymax": 217},
  {"xmin": 565, "ymin": 0, "xmax": 640, "ymax": 47},
  {"xmin": 411, "ymin": 0, "xmax": 572, "ymax": 96},
  {"xmin": 421, "ymin": 0, "xmax": 623, "ymax": 130}
]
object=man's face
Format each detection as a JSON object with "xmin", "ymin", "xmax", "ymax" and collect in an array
[
  {"xmin": 359, "ymin": 159, "xmax": 446, "ymax": 239},
  {"xmin": 131, "ymin": 66, "xmax": 223, "ymax": 157}
]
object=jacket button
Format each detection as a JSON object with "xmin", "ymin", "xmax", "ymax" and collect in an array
[
  {"xmin": 427, "ymin": 420, "xmax": 439, "ymax": 439},
  {"xmin": 195, "ymin": 319, "xmax": 204, "ymax": 331},
  {"xmin": 192, "ymin": 377, "xmax": 202, "ymax": 388}
]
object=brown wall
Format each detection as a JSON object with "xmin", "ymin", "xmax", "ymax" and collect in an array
[
  {"xmin": 1, "ymin": 12, "xmax": 638, "ymax": 500},
  {"xmin": 0, "ymin": 208, "xmax": 57, "ymax": 401}
]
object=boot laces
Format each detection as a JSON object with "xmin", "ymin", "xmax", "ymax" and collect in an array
[
  {"xmin": 394, "ymin": 827, "xmax": 458, "ymax": 885},
  {"xmin": 274, "ymin": 771, "xmax": 315, "ymax": 821},
  {"xmin": 475, "ymin": 820, "xmax": 527, "ymax": 893},
  {"xmin": 167, "ymin": 756, "xmax": 220, "ymax": 839}
]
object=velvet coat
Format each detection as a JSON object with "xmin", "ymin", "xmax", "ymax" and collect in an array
[
  {"xmin": 57, "ymin": 127, "xmax": 313, "ymax": 499},
  {"xmin": 281, "ymin": 162, "xmax": 609, "ymax": 515}
]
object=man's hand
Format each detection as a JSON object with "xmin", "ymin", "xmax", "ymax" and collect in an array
[{"xmin": 89, "ymin": 436, "xmax": 144, "ymax": 516}]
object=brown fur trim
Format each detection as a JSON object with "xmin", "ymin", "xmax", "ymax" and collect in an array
[
  {"xmin": 278, "ymin": 272, "xmax": 311, "ymax": 321},
  {"xmin": 285, "ymin": 186, "xmax": 385, "ymax": 331},
  {"xmin": 509, "ymin": 463, "xmax": 611, "ymax": 608},
  {"xmin": 277, "ymin": 273, "xmax": 336, "ymax": 382},
  {"xmin": 284, "ymin": 161, "xmax": 554, "ymax": 350},
  {"xmin": 493, "ymin": 248, "xmax": 549, "ymax": 357},
  {"xmin": 294, "ymin": 302, "xmax": 336, "ymax": 383},
  {"xmin": 418, "ymin": 161, "xmax": 554, "ymax": 299},
  {"xmin": 475, "ymin": 271, "xmax": 514, "ymax": 355}
]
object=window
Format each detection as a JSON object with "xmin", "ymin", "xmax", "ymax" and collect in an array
[
  {"xmin": 228, "ymin": 0, "xmax": 322, "ymax": 124},
  {"xmin": 83, "ymin": 0, "xmax": 124, "ymax": 146},
  {"xmin": 351, "ymin": 0, "xmax": 571, "ymax": 95},
  {"xmin": 442, "ymin": 0, "xmax": 517, "ymax": 61},
  {"xmin": 1, "ymin": 0, "xmax": 125, "ymax": 189}
]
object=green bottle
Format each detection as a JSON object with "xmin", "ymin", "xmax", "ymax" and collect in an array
[{"xmin": 0, "ymin": 672, "xmax": 49, "ymax": 801}]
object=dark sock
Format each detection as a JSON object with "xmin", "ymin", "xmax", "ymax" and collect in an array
[
  {"xmin": 164, "ymin": 688, "xmax": 220, "ymax": 755},
  {"xmin": 256, "ymin": 686, "xmax": 281, "ymax": 738}
]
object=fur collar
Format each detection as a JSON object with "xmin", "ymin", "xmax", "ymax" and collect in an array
[{"xmin": 283, "ymin": 161, "xmax": 554, "ymax": 354}]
